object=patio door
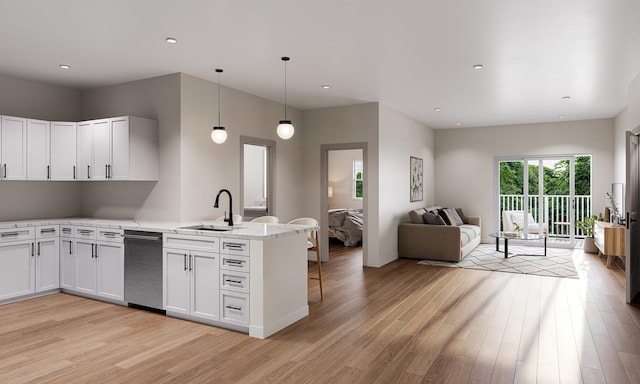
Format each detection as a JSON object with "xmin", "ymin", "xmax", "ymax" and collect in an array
[{"xmin": 497, "ymin": 155, "xmax": 590, "ymax": 248}]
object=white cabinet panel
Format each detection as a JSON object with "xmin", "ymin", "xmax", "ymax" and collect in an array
[
  {"xmin": 92, "ymin": 119, "xmax": 111, "ymax": 181},
  {"xmin": 191, "ymin": 251, "xmax": 219, "ymax": 321},
  {"xmin": 60, "ymin": 238, "xmax": 74, "ymax": 290},
  {"xmin": 50, "ymin": 122, "xmax": 76, "ymax": 180},
  {"xmin": 96, "ymin": 241, "xmax": 124, "ymax": 301},
  {"xmin": 164, "ymin": 249, "xmax": 190, "ymax": 315},
  {"xmin": 36, "ymin": 238, "xmax": 59, "ymax": 291},
  {"xmin": 0, "ymin": 241, "xmax": 33, "ymax": 300},
  {"xmin": 1, "ymin": 115, "xmax": 27, "ymax": 180},
  {"xmin": 74, "ymin": 240, "xmax": 96, "ymax": 295},
  {"xmin": 110, "ymin": 117, "xmax": 129, "ymax": 180},
  {"xmin": 76, "ymin": 121, "xmax": 93, "ymax": 181},
  {"xmin": 26, "ymin": 119, "xmax": 50, "ymax": 180}
]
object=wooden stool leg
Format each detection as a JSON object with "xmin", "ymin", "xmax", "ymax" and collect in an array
[
  {"xmin": 315, "ymin": 231, "xmax": 323, "ymax": 300},
  {"xmin": 606, "ymin": 255, "xmax": 613, "ymax": 269}
]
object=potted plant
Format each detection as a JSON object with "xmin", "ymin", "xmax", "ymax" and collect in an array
[{"xmin": 576, "ymin": 215, "xmax": 598, "ymax": 253}]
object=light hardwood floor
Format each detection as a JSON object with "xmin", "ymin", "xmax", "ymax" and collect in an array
[{"xmin": 1, "ymin": 242, "xmax": 639, "ymax": 383}]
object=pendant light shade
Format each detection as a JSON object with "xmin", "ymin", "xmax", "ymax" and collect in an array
[
  {"xmin": 277, "ymin": 56, "xmax": 294, "ymax": 140},
  {"xmin": 211, "ymin": 68, "xmax": 227, "ymax": 144}
]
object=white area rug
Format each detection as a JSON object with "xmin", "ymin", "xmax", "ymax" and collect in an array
[{"xmin": 417, "ymin": 243, "xmax": 579, "ymax": 279}]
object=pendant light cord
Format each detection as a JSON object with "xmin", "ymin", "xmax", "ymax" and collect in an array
[
  {"xmin": 215, "ymin": 68, "xmax": 223, "ymax": 126},
  {"xmin": 284, "ymin": 59, "xmax": 287, "ymax": 120}
]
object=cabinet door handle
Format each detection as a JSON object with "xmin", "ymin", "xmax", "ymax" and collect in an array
[
  {"xmin": 183, "ymin": 254, "xmax": 187, "ymax": 271},
  {"xmin": 105, "ymin": 164, "xmax": 108, "ymax": 179},
  {"xmin": 37, "ymin": 242, "xmax": 41, "ymax": 256},
  {"xmin": 95, "ymin": 244, "xmax": 98, "ymax": 258},
  {"xmin": 3, "ymin": 164, "xmax": 6, "ymax": 178},
  {"xmin": 226, "ymin": 279, "xmax": 243, "ymax": 285},
  {"xmin": 0, "ymin": 232, "xmax": 19, "ymax": 237},
  {"xmin": 73, "ymin": 166, "xmax": 76, "ymax": 180},
  {"xmin": 189, "ymin": 255, "xmax": 193, "ymax": 271},
  {"xmin": 31, "ymin": 243, "xmax": 34, "ymax": 257},
  {"xmin": 108, "ymin": 164, "xmax": 112, "ymax": 179},
  {"xmin": 87, "ymin": 165, "xmax": 90, "ymax": 179},
  {"xmin": 225, "ymin": 305, "xmax": 242, "ymax": 311},
  {"xmin": 68, "ymin": 240, "xmax": 72, "ymax": 255}
]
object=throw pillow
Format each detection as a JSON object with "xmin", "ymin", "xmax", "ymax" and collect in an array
[
  {"xmin": 437, "ymin": 208, "xmax": 451, "ymax": 225},
  {"xmin": 455, "ymin": 208, "xmax": 469, "ymax": 224},
  {"xmin": 423, "ymin": 212, "xmax": 446, "ymax": 225},
  {"xmin": 441, "ymin": 208, "xmax": 464, "ymax": 226},
  {"xmin": 408, "ymin": 208, "xmax": 427, "ymax": 224}
]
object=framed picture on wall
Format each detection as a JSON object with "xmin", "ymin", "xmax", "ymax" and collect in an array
[{"xmin": 410, "ymin": 156, "xmax": 423, "ymax": 202}]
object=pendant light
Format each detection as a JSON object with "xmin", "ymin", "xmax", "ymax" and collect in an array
[
  {"xmin": 211, "ymin": 68, "xmax": 228, "ymax": 144},
  {"xmin": 277, "ymin": 56, "xmax": 294, "ymax": 140}
]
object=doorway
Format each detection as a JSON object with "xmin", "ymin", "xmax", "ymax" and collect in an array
[
  {"xmin": 239, "ymin": 136, "xmax": 275, "ymax": 221},
  {"xmin": 321, "ymin": 143, "xmax": 367, "ymax": 265},
  {"xmin": 496, "ymin": 155, "xmax": 592, "ymax": 248}
]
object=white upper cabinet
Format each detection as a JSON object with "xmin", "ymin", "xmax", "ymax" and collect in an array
[
  {"xmin": 50, "ymin": 122, "xmax": 77, "ymax": 180},
  {"xmin": 77, "ymin": 116, "xmax": 158, "ymax": 181},
  {"xmin": 76, "ymin": 120, "xmax": 93, "ymax": 181},
  {"xmin": 26, "ymin": 119, "xmax": 50, "ymax": 180},
  {"xmin": 1, "ymin": 115, "xmax": 27, "ymax": 180}
]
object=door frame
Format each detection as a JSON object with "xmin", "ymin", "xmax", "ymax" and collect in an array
[
  {"xmin": 239, "ymin": 136, "xmax": 276, "ymax": 220},
  {"xmin": 320, "ymin": 143, "xmax": 368, "ymax": 264},
  {"xmin": 625, "ymin": 129, "xmax": 640, "ymax": 303}
]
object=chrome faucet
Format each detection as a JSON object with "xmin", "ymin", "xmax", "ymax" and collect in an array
[{"xmin": 214, "ymin": 189, "xmax": 233, "ymax": 226}]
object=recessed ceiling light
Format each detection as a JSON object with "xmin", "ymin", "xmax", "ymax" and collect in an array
[
  {"xmin": 455, "ymin": 122, "xmax": 461, "ymax": 126},
  {"xmin": 472, "ymin": 64, "xmax": 484, "ymax": 70},
  {"xmin": 559, "ymin": 115, "xmax": 566, "ymax": 119},
  {"xmin": 321, "ymin": 85, "xmax": 330, "ymax": 89},
  {"xmin": 165, "ymin": 37, "xmax": 178, "ymax": 44},
  {"xmin": 59, "ymin": 64, "xmax": 71, "ymax": 70},
  {"xmin": 434, "ymin": 107, "xmax": 441, "ymax": 112},
  {"xmin": 562, "ymin": 96, "xmax": 571, "ymax": 100}
]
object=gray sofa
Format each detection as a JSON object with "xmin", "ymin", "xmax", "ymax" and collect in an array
[{"xmin": 398, "ymin": 207, "xmax": 481, "ymax": 262}]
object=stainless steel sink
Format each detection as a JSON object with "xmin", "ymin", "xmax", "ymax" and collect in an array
[{"xmin": 178, "ymin": 224, "xmax": 234, "ymax": 232}]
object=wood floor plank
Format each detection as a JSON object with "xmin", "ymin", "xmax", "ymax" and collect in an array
[{"xmin": 0, "ymin": 242, "xmax": 638, "ymax": 383}]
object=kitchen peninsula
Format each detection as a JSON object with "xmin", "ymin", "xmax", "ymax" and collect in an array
[{"xmin": 0, "ymin": 218, "xmax": 316, "ymax": 339}]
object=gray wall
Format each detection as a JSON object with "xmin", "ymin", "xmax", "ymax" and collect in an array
[
  {"xmin": 0, "ymin": 75, "xmax": 81, "ymax": 220},
  {"xmin": 79, "ymin": 73, "xmax": 182, "ymax": 221},
  {"xmin": 435, "ymin": 119, "xmax": 615, "ymax": 242},
  {"xmin": 179, "ymin": 73, "xmax": 304, "ymax": 222}
]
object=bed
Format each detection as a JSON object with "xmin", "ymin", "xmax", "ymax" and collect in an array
[{"xmin": 328, "ymin": 208, "xmax": 363, "ymax": 246}]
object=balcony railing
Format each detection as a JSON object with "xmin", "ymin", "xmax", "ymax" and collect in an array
[{"xmin": 500, "ymin": 194, "xmax": 592, "ymax": 238}]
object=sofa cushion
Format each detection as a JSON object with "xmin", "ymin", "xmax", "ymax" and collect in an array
[
  {"xmin": 459, "ymin": 225, "xmax": 480, "ymax": 247},
  {"xmin": 423, "ymin": 212, "xmax": 446, "ymax": 225},
  {"xmin": 409, "ymin": 208, "xmax": 427, "ymax": 224}
]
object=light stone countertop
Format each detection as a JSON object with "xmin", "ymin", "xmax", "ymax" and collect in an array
[{"xmin": 0, "ymin": 218, "xmax": 317, "ymax": 240}]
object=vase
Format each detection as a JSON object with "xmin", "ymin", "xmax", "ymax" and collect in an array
[{"xmin": 583, "ymin": 237, "xmax": 598, "ymax": 254}]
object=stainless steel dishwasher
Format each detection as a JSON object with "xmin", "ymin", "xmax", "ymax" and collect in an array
[{"xmin": 124, "ymin": 230, "xmax": 164, "ymax": 312}]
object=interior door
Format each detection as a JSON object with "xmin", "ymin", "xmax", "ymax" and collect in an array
[{"xmin": 625, "ymin": 131, "xmax": 640, "ymax": 303}]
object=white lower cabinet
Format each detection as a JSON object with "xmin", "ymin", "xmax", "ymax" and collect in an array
[
  {"xmin": 60, "ymin": 226, "xmax": 74, "ymax": 290},
  {"xmin": 164, "ymin": 248, "xmax": 220, "ymax": 322},
  {"xmin": 164, "ymin": 234, "xmax": 220, "ymax": 323},
  {"xmin": 0, "ymin": 232, "xmax": 34, "ymax": 301},
  {"xmin": 72, "ymin": 226, "xmax": 124, "ymax": 301},
  {"xmin": 35, "ymin": 225, "xmax": 59, "ymax": 292},
  {"xmin": 219, "ymin": 238, "xmax": 250, "ymax": 328}
]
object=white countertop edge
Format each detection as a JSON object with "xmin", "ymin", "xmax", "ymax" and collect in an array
[{"xmin": 0, "ymin": 218, "xmax": 318, "ymax": 240}]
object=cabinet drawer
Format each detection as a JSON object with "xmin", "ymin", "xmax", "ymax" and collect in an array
[
  {"xmin": 97, "ymin": 228, "xmax": 124, "ymax": 243},
  {"xmin": 220, "ymin": 271, "xmax": 249, "ymax": 294},
  {"xmin": 74, "ymin": 226, "xmax": 97, "ymax": 239},
  {"xmin": 0, "ymin": 227, "xmax": 34, "ymax": 243},
  {"xmin": 36, "ymin": 225, "xmax": 59, "ymax": 239},
  {"xmin": 60, "ymin": 225, "xmax": 74, "ymax": 238},
  {"xmin": 164, "ymin": 234, "xmax": 219, "ymax": 252},
  {"xmin": 220, "ymin": 238, "xmax": 250, "ymax": 256},
  {"xmin": 221, "ymin": 291, "xmax": 249, "ymax": 327},
  {"xmin": 220, "ymin": 254, "xmax": 249, "ymax": 273}
]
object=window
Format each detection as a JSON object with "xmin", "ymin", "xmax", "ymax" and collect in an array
[{"xmin": 353, "ymin": 160, "xmax": 363, "ymax": 199}]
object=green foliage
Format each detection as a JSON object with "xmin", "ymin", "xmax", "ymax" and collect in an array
[
  {"xmin": 576, "ymin": 215, "xmax": 598, "ymax": 237},
  {"xmin": 499, "ymin": 156, "xmax": 591, "ymax": 196}
]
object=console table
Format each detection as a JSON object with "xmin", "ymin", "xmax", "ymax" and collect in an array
[{"xmin": 594, "ymin": 221, "xmax": 625, "ymax": 268}]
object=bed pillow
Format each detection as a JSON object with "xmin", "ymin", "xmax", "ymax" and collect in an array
[{"xmin": 423, "ymin": 212, "xmax": 446, "ymax": 225}]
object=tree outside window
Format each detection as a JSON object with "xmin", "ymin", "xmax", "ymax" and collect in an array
[{"xmin": 353, "ymin": 160, "xmax": 363, "ymax": 199}]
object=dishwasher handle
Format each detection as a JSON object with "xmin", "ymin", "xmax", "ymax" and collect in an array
[{"xmin": 124, "ymin": 234, "xmax": 161, "ymax": 242}]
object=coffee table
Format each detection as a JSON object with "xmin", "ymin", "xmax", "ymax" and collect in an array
[{"xmin": 489, "ymin": 232, "xmax": 547, "ymax": 258}]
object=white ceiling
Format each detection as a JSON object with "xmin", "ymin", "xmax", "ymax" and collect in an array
[{"xmin": 1, "ymin": 0, "xmax": 639, "ymax": 129}]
